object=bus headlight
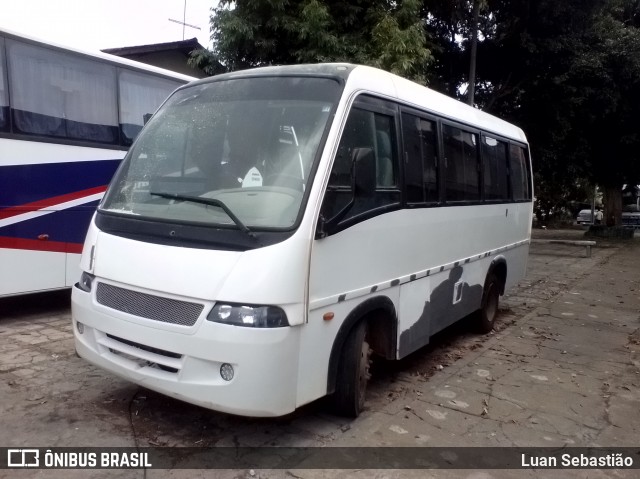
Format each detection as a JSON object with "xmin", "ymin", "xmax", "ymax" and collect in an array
[{"xmin": 207, "ymin": 303, "xmax": 289, "ymax": 328}]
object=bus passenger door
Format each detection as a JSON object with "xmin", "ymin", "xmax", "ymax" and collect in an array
[{"xmin": 305, "ymin": 99, "xmax": 401, "ymax": 407}]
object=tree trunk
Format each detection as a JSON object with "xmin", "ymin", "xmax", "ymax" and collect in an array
[
  {"xmin": 603, "ymin": 185, "xmax": 623, "ymax": 226},
  {"xmin": 467, "ymin": 0, "xmax": 480, "ymax": 106}
]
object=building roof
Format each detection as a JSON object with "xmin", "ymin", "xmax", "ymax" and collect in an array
[
  {"xmin": 102, "ymin": 38, "xmax": 208, "ymax": 78},
  {"xmin": 102, "ymin": 37, "xmax": 204, "ymax": 57}
]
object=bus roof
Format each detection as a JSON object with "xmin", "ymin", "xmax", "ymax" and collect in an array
[
  {"xmin": 188, "ymin": 63, "xmax": 527, "ymax": 144},
  {"xmin": 0, "ymin": 26, "xmax": 197, "ymax": 83}
]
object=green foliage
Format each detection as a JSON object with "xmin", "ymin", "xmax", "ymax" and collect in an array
[
  {"xmin": 202, "ymin": 0, "xmax": 432, "ymax": 83},
  {"xmin": 466, "ymin": 0, "xmax": 640, "ymax": 221},
  {"xmin": 369, "ymin": 0, "xmax": 432, "ymax": 83},
  {"xmin": 187, "ymin": 48, "xmax": 225, "ymax": 76}
]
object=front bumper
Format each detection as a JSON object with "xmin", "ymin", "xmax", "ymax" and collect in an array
[{"xmin": 72, "ymin": 284, "xmax": 300, "ymax": 417}]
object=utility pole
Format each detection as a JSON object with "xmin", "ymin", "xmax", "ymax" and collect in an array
[
  {"xmin": 168, "ymin": 0, "xmax": 201, "ymax": 40},
  {"xmin": 467, "ymin": 0, "xmax": 480, "ymax": 106}
]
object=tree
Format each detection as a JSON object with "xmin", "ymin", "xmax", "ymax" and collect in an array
[
  {"xmin": 193, "ymin": 0, "xmax": 432, "ymax": 83},
  {"xmin": 467, "ymin": 0, "xmax": 482, "ymax": 105},
  {"xmin": 575, "ymin": 5, "xmax": 640, "ymax": 224},
  {"xmin": 424, "ymin": 0, "xmax": 481, "ymax": 98},
  {"xmin": 464, "ymin": 0, "xmax": 640, "ymax": 225}
]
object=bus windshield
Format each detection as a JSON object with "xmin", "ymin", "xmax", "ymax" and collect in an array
[{"xmin": 101, "ymin": 76, "xmax": 341, "ymax": 230}]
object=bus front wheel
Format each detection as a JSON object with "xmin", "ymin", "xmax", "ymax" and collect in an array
[{"xmin": 331, "ymin": 320, "xmax": 371, "ymax": 417}]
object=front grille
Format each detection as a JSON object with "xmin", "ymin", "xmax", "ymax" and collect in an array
[
  {"xmin": 101, "ymin": 334, "xmax": 182, "ymax": 373},
  {"xmin": 106, "ymin": 334, "xmax": 182, "ymax": 359},
  {"xmin": 96, "ymin": 282, "xmax": 204, "ymax": 326}
]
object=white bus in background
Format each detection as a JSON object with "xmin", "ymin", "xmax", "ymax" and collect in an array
[
  {"xmin": 0, "ymin": 28, "xmax": 194, "ymax": 297},
  {"xmin": 72, "ymin": 64, "xmax": 533, "ymax": 417}
]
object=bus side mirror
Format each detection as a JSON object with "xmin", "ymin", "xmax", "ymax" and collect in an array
[
  {"xmin": 352, "ymin": 147, "xmax": 376, "ymax": 197},
  {"xmin": 315, "ymin": 147, "xmax": 376, "ymax": 239}
]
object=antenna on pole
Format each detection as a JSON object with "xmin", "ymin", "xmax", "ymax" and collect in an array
[{"xmin": 168, "ymin": 0, "xmax": 201, "ymax": 40}]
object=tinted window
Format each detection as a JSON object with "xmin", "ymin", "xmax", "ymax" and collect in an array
[
  {"xmin": 482, "ymin": 135, "xmax": 508, "ymax": 200},
  {"xmin": 119, "ymin": 70, "xmax": 182, "ymax": 145},
  {"xmin": 7, "ymin": 40, "xmax": 118, "ymax": 143},
  {"xmin": 443, "ymin": 124, "xmax": 479, "ymax": 202},
  {"xmin": 510, "ymin": 144, "xmax": 531, "ymax": 200},
  {"xmin": 402, "ymin": 113, "xmax": 438, "ymax": 203},
  {"xmin": 0, "ymin": 37, "xmax": 8, "ymax": 132},
  {"xmin": 321, "ymin": 107, "xmax": 399, "ymax": 224}
]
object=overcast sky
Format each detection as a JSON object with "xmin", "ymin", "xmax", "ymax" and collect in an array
[{"xmin": 0, "ymin": 0, "xmax": 215, "ymax": 52}]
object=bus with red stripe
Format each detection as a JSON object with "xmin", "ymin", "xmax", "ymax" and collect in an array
[{"xmin": 0, "ymin": 28, "xmax": 194, "ymax": 296}]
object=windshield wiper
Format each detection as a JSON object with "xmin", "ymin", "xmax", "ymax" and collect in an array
[{"xmin": 150, "ymin": 191, "xmax": 256, "ymax": 240}]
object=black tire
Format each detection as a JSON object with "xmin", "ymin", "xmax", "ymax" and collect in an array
[
  {"xmin": 331, "ymin": 320, "xmax": 371, "ymax": 417},
  {"xmin": 478, "ymin": 273, "xmax": 500, "ymax": 333}
]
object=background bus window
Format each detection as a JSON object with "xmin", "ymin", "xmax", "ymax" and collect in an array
[
  {"xmin": 119, "ymin": 71, "xmax": 183, "ymax": 146},
  {"xmin": 7, "ymin": 40, "xmax": 118, "ymax": 144},
  {"xmin": 0, "ymin": 37, "xmax": 8, "ymax": 132},
  {"xmin": 482, "ymin": 135, "xmax": 508, "ymax": 201},
  {"xmin": 321, "ymin": 107, "xmax": 399, "ymax": 225},
  {"xmin": 443, "ymin": 124, "xmax": 480, "ymax": 202},
  {"xmin": 509, "ymin": 144, "xmax": 531, "ymax": 200},
  {"xmin": 402, "ymin": 113, "xmax": 438, "ymax": 204}
]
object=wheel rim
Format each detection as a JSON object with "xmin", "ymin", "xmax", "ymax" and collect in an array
[{"xmin": 357, "ymin": 340, "xmax": 371, "ymax": 409}]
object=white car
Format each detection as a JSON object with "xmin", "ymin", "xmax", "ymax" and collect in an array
[{"xmin": 576, "ymin": 209, "xmax": 594, "ymax": 225}]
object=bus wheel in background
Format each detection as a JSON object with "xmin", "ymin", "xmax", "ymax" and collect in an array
[
  {"xmin": 331, "ymin": 320, "xmax": 371, "ymax": 417},
  {"xmin": 477, "ymin": 273, "xmax": 500, "ymax": 333}
]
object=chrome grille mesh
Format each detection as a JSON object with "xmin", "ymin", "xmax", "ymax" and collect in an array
[{"xmin": 96, "ymin": 283, "xmax": 204, "ymax": 326}]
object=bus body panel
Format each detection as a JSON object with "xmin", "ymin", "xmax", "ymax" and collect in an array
[
  {"xmin": 90, "ymin": 231, "xmax": 309, "ymax": 318},
  {"xmin": 93, "ymin": 231, "xmax": 243, "ymax": 304},
  {"xmin": 65, "ymin": 253, "xmax": 82, "ymax": 288},
  {"xmin": 309, "ymin": 203, "xmax": 530, "ymax": 308},
  {"xmin": 72, "ymin": 287, "xmax": 301, "ymax": 417},
  {"xmin": 0, "ymin": 138, "xmax": 124, "ymax": 296},
  {"xmin": 0, "ymin": 249, "xmax": 65, "ymax": 296},
  {"xmin": 308, "ymin": 202, "xmax": 531, "ymax": 359}
]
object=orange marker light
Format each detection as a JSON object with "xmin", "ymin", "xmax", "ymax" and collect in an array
[{"xmin": 322, "ymin": 312, "xmax": 334, "ymax": 321}]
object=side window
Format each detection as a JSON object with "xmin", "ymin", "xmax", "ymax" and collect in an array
[
  {"xmin": 119, "ymin": 70, "xmax": 182, "ymax": 146},
  {"xmin": 7, "ymin": 40, "xmax": 118, "ymax": 144},
  {"xmin": 443, "ymin": 124, "xmax": 480, "ymax": 202},
  {"xmin": 320, "ymin": 106, "xmax": 399, "ymax": 226},
  {"xmin": 402, "ymin": 113, "xmax": 438, "ymax": 204},
  {"xmin": 0, "ymin": 37, "xmax": 8, "ymax": 132},
  {"xmin": 510, "ymin": 144, "xmax": 531, "ymax": 200},
  {"xmin": 482, "ymin": 135, "xmax": 508, "ymax": 201}
]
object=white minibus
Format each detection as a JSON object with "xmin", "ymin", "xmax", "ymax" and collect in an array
[{"xmin": 72, "ymin": 64, "xmax": 533, "ymax": 417}]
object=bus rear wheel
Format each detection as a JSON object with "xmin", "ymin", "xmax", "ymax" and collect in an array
[
  {"xmin": 331, "ymin": 320, "xmax": 371, "ymax": 417},
  {"xmin": 478, "ymin": 273, "xmax": 500, "ymax": 333}
]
